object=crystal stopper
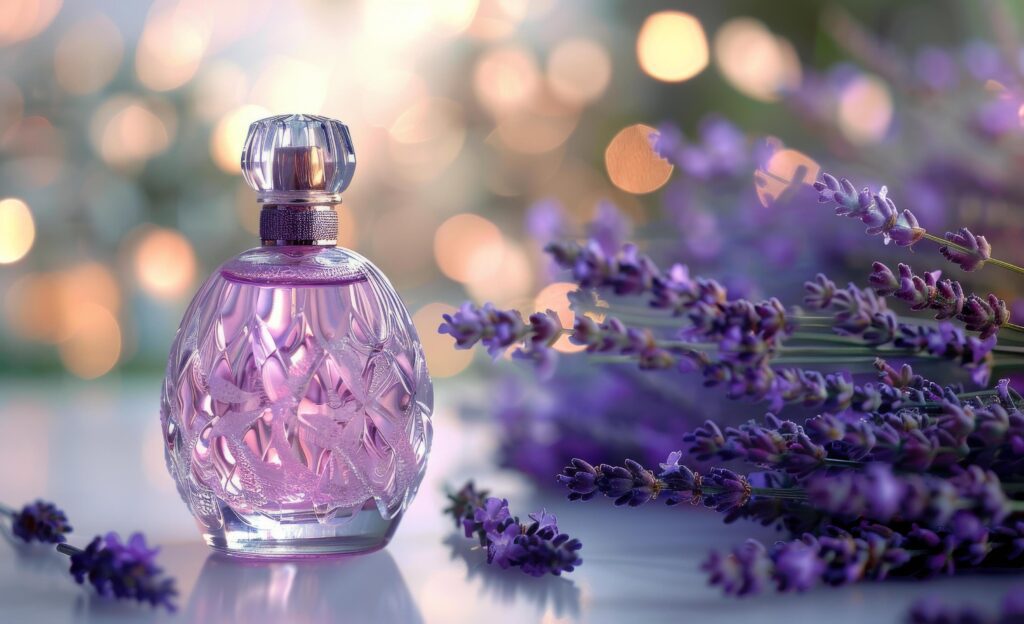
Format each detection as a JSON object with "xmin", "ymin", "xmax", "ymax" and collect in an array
[{"xmin": 241, "ymin": 114, "xmax": 356, "ymax": 205}]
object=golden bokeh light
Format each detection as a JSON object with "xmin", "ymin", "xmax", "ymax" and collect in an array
[
  {"xmin": 713, "ymin": 18, "xmax": 801, "ymax": 102},
  {"xmin": 837, "ymin": 74, "xmax": 893, "ymax": 145},
  {"xmin": 58, "ymin": 302, "xmax": 121, "ymax": 379},
  {"xmin": 251, "ymin": 56, "xmax": 329, "ymax": 114},
  {"xmin": 474, "ymin": 44, "xmax": 540, "ymax": 114},
  {"xmin": 90, "ymin": 96, "xmax": 174, "ymax": 169},
  {"xmin": 54, "ymin": 14, "xmax": 124, "ymax": 95},
  {"xmin": 335, "ymin": 205, "xmax": 358, "ymax": 250},
  {"xmin": 754, "ymin": 147, "xmax": 821, "ymax": 208},
  {"xmin": 389, "ymin": 98, "xmax": 466, "ymax": 182},
  {"xmin": 605, "ymin": 124, "xmax": 674, "ymax": 194},
  {"xmin": 136, "ymin": 8, "xmax": 207, "ymax": 91},
  {"xmin": 369, "ymin": 208, "xmax": 437, "ymax": 285},
  {"xmin": 431, "ymin": 0, "xmax": 480, "ymax": 36},
  {"xmin": 636, "ymin": 11, "xmax": 708, "ymax": 83},
  {"xmin": 211, "ymin": 104, "xmax": 270, "ymax": 173},
  {"xmin": 0, "ymin": 198, "xmax": 35, "ymax": 264},
  {"xmin": 533, "ymin": 281, "xmax": 584, "ymax": 353},
  {"xmin": 547, "ymin": 38, "xmax": 612, "ymax": 106},
  {"xmin": 467, "ymin": 0, "xmax": 529, "ymax": 39},
  {"xmin": 466, "ymin": 241, "xmax": 534, "ymax": 304},
  {"xmin": 412, "ymin": 302, "xmax": 474, "ymax": 378},
  {"xmin": 491, "ymin": 88, "xmax": 578, "ymax": 154},
  {"xmin": 434, "ymin": 213, "xmax": 505, "ymax": 284},
  {"xmin": 133, "ymin": 227, "xmax": 197, "ymax": 299},
  {"xmin": 0, "ymin": 0, "xmax": 62, "ymax": 46},
  {"xmin": 193, "ymin": 60, "xmax": 249, "ymax": 122},
  {"xmin": 4, "ymin": 262, "xmax": 120, "ymax": 344}
]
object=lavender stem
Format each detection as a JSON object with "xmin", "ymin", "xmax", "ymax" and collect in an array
[
  {"xmin": 0, "ymin": 503, "xmax": 14, "ymax": 518},
  {"xmin": 55, "ymin": 543, "xmax": 82, "ymax": 556}
]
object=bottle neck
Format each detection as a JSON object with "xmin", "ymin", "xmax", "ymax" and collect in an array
[{"xmin": 259, "ymin": 204, "xmax": 339, "ymax": 247}]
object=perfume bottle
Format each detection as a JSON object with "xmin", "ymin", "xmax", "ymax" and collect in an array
[{"xmin": 160, "ymin": 114, "xmax": 432, "ymax": 557}]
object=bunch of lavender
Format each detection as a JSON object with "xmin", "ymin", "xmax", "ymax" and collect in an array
[
  {"xmin": 0, "ymin": 499, "xmax": 177, "ymax": 611},
  {"xmin": 441, "ymin": 166, "xmax": 1024, "ymax": 594},
  {"xmin": 444, "ymin": 482, "xmax": 582, "ymax": 577},
  {"xmin": 440, "ymin": 237, "xmax": 1008, "ymax": 415}
]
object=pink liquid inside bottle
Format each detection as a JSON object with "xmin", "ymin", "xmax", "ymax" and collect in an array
[{"xmin": 160, "ymin": 115, "xmax": 432, "ymax": 557}]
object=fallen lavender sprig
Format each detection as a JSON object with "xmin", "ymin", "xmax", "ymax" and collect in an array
[
  {"xmin": 1, "ymin": 499, "xmax": 176, "ymax": 611},
  {"xmin": 869, "ymin": 262, "xmax": 1018, "ymax": 339},
  {"xmin": 444, "ymin": 482, "xmax": 582, "ymax": 577},
  {"xmin": 907, "ymin": 585, "xmax": 1024, "ymax": 623},
  {"xmin": 57, "ymin": 533, "xmax": 178, "ymax": 611},
  {"xmin": 814, "ymin": 172, "xmax": 1024, "ymax": 276},
  {"xmin": 0, "ymin": 500, "xmax": 72, "ymax": 544}
]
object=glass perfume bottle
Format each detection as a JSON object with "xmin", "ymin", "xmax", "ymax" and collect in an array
[{"xmin": 160, "ymin": 114, "xmax": 432, "ymax": 557}]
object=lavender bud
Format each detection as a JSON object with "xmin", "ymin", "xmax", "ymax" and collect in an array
[{"xmin": 940, "ymin": 228, "xmax": 992, "ymax": 272}]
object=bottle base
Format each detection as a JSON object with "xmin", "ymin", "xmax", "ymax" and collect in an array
[{"xmin": 201, "ymin": 504, "xmax": 402, "ymax": 559}]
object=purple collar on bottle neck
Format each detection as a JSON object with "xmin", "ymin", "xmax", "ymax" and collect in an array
[{"xmin": 259, "ymin": 205, "xmax": 338, "ymax": 246}]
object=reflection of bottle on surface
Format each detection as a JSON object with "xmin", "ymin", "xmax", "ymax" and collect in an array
[
  {"xmin": 186, "ymin": 550, "xmax": 423, "ymax": 623},
  {"xmin": 161, "ymin": 114, "xmax": 433, "ymax": 557}
]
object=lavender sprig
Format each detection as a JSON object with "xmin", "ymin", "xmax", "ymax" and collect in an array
[
  {"xmin": 445, "ymin": 482, "xmax": 582, "ymax": 577},
  {"xmin": 704, "ymin": 517, "xmax": 1024, "ymax": 597},
  {"xmin": 812, "ymin": 174, "xmax": 925, "ymax": 246},
  {"xmin": 0, "ymin": 500, "xmax": 72, "ymax": 544},
  {"xmin": 805, "ymin": 273, "xmax": 996, "ymax": 384},
  {"xmin": 814, "ymin": 172, "xmax": 1024, "ymax": 276},
  {"xmin": 558, "ymin": 455, "xmax": 1018, "ymax": 531},
  {"xmin": 689, "ymin": 391, "xmax": 1024, "ymax": 477},
  {"xmin": 907, "ymin": 585, "xmax": 1024, "ymax": 624},
  {"xmin": 869, "ymin": 262, "xmax": 1017, "ymax": 339},
  {"xmin": 57, "ymin": 533, "xmax": 177, "ymax": 611}
]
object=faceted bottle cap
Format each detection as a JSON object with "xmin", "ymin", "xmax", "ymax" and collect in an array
[{"xmin": 241, "ymin": 114, "xmax": 356, "ymax": 205}]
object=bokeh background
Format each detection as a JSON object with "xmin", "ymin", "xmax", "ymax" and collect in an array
[{"xmin": 1, "ymin": 0, "xmax": 1022, "ymax": 388}]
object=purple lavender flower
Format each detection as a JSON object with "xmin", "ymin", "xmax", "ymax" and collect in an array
[
  {"xmin": 62, "ymin": 533, "xmax": 177, "ymax": 611},
  {"xmin": 868, "ymin": 261, "xmax": 1012, "ymax": 340},
  {"xmin": 960, "ymin": 294, "xmax": 1010, "ymax": 339},
  {"xmin": 439, "ymin": 302, "xmax": 527, "ymax": 357},
  {"xmin": 445, "ymin": 481, "xmax": 488, "ymax": 530},
  {"xmin": 771, "ymin": 540, "xmax": 826, "ymax": 592},
  {"xmin": 445, "ymin": 481, "xmax": 582, "ymax": 577},
  {"xmin": 814, "ymin": 174, "xmax": 925, "ymax": 247},
  {"xmin": 702, "ymin": 539, "xmax": 773, "ymax": 597},
  {"xmin": 940, "ymin": 228, "xmax": 991, "ymax": 272},
  {"xmin": 508, "ymin": 518, "xmax": 583, "ymax": 577},
  {"xmin": 485, "ymin": 520, "xmax": 521, "ymax": 568},
  {"xmin": 914, "ymin": 47, "xmax": 960, "ymax": 92},
  {"xmin": 588, "ymin": 200, "xmax": 632, "ymax": 255},
  {"xmin": 473, "ymin": 498, "xmax": 511, "ymax": 537},
  {"xmin": 907, "ymin": 585, "xmax": 1024, "ymax": 624},
  {"xmin": 8, "ymin": 500, "xmax": 72, "ymax": 544},
  {"xmin": 705, "ymin": 524, "xmax": 912, "ymax": 597},
  {"xmin": 652, "ymin": 116, "xmax": 749, "ymax": 180},
  {"xmin": 807, "ymin": 274, "xmax": 995, "ymax": 384}
]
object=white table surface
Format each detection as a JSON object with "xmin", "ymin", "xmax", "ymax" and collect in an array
[{"xmin": 0, "ymin": 377, "xmax": 1019, "ymax": 623}]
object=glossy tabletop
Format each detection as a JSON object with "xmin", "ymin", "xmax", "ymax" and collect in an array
[{"xmin": 0, "ymin": 377, "xmax": 1018, "ymax": 623}]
